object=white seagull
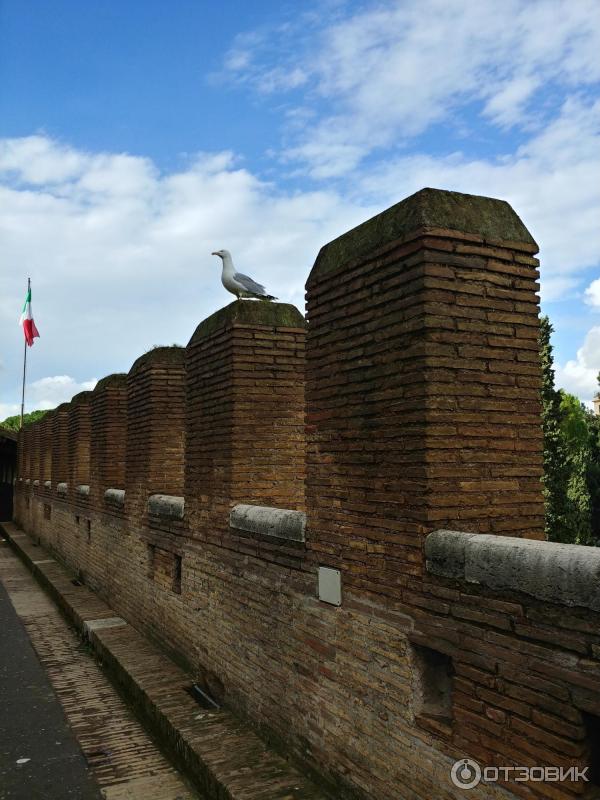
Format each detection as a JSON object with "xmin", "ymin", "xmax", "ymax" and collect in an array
[{"xmin": 212, "ymin": 249, "xmax": 277, "ymax": 301}]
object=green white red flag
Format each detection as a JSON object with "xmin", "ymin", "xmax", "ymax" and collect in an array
[{"xmin": 19, "ymin": 286, "xmax": 40, "ymax": 347}]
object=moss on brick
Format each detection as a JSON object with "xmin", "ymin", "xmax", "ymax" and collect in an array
[
  {"xmin": 188, "ymin": 300, "xmax": 305, "ymax": 344},
  {"xmin": 70, "ymin": 391, "xmax": 92, "ymax": 406},
  {"xmin": 94, "ymin": 373, "xmax": 127, "ymax": 392},
  {"xmin": 310, "ymin": 187, "xmax": 537, "ymax": 279},
  {"xmin": 129, "ymin": 345, "xmax": 185, "ymax": 375}
]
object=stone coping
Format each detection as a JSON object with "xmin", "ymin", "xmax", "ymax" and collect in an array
[
  {"xmin": 189, "ymin": 299, "xmax": 305, "ymax": 343},
  {"xmin": 148, "ymin": 494, "xmax": 184, "ymax": 521},
  {"xmin": 104, "ymin": 488, "xmax": 125, "ymax": 508},
  {"xmin": 230, "ymin": 504, "xmax": 306, "ymax": 543},
  {"xmin": 310, "ymin": 187, "xmax": 537, "ymax": 280},
  {"xmin": 425, "ymin": 530, "xmax": 600, "ymax": 612}
]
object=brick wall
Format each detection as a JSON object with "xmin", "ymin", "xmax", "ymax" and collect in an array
[
  {"xmin": 89, "ymin": 374, "xmax": 127, "ymax": 511},
  {"xmin": 68, "ymin": 391, "xmax": 92, "ymax": 490},
  {"xmin": 14, "ymin": 189, "xmax": 600, "ymax": 800},
  {"xmin": 126, "ymin": 346, "xmax": 186, "ymax": 526},
  {"xmin": 51, "ymin": 403, "xmax": 70, "ymax": 488},
  {"xmin": 185, "ymin": 302, "xmax": 306, "ymax": 545}
]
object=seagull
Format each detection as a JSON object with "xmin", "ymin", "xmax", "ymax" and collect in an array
[{"xmin": 212, "ymin": 249, "xmax": 277, "ymax": 301}]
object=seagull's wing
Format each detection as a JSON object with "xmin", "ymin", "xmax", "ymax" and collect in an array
[{"xmin": 234, "ymin": 272, "xmax": 267, "ymax": 295}]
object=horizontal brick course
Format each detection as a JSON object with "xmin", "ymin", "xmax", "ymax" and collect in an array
[{"xmin": 13, "ymin": 189, "xmax": 600, "ymax": 800}]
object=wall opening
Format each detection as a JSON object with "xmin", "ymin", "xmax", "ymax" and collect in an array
[{"xmin": 410, "ymin": 643, "xmax": 454, "ymax": 724}]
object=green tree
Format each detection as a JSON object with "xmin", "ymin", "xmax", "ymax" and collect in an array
[
  {"xmin": 539, "ymin": 316, "xmax": 572, "ymax": 542},
  {"xmin": 0, "ymin": 409, "xmax": 48, "ymax": 432},
  {"xmin": 588, "ymin": 374, "xmax": 600, "ymax": 542},
  {"xmin": 559, "ymin": 391, "xmax": 593, "ymax": 544}
]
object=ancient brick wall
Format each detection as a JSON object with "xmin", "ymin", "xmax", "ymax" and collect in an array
[
  {"xmin": 89, "ymin": 374, "xmax": 127, "ymax": 510},
  {"xmin": 51, "ymin": 403, "xmax": 70, "ymax": 488},
  {"xmin": 126, "ymin": 346, "xmax": 186, "ymax": 526},
  {"xmin": 13, "ymin": 189, "xmax": 600, "ymax": 800}
]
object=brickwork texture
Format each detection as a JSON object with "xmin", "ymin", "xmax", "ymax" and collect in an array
[{"xmin": 13, "ymin": 188, "xmax": 600, "ymax": 800}]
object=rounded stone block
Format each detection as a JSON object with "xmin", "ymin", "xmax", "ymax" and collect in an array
[
  {"xmin": 230, "ymin": 503, "xmax": 306, "ymax": 542},
  {"xmin": 426, "ymin": 529, "xmax": 600, "ymax": 612}
]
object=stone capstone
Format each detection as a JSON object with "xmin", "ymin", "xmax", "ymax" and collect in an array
[
  {"xmin": 230, "ymin": 504, "xmax": 306, "ymax": 542},
  {"xmin": 148, "ymin": 494, "xmax": 185, "ymax": 521},
  {"xmin": 104, "ymin": 488, "xmax": 125, "ymax": 507},
  {"xmin": 425, "ymin": 530, "xmax": 600, "ymax": 612}
]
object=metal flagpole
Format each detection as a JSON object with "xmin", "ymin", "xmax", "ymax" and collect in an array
[{"xmin": 19, "ymin": 277, "xmax": 30, "ymax": 430}]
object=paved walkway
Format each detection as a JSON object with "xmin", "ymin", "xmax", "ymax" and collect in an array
[
  {"xmin": 0, "ymin": 553, "xmax": 101, "ymax": 800},
  {"xmin": 0, "ymin": 537, "xmax": 200, "ymax": 800},
  {"xmin": 1, "ymin": 524, "xmax": 329, "ymax": 800}
]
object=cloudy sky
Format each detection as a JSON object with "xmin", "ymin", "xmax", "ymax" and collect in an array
[{"xmin": 1, "ymin": 0, "xmax": 599, "ymax": 419}]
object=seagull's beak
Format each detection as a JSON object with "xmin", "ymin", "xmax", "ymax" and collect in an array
[{"xmin": 211, "ymin": 251, "xmax": 218, "ymax": 256}]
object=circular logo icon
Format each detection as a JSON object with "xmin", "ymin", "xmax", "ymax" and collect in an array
[{"xmin": 451, "ymin": 758, "xmax": 482, "ymax": 790}]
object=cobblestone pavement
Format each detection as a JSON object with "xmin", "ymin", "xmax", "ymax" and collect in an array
[{"xmin": 0, "ymin": 539, "xmax": 201, "ymax": 800}]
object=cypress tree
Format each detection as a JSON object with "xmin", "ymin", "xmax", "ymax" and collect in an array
[{"xmin": 538, "ymin": 316, "xmax": 572, "ymax": 541}]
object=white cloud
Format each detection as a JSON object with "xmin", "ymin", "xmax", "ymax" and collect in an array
[
  {"xmin": 585, "ymin": 277, "xmax": 600, "ymax": 309},
  {"xmin": 26, "ymin": 375, "xmax": 98, "ymax": 410},
  {"xmin": 0, "ymin": 135, "xmax": 374, "ymax": 414},
  {"xmin": 355, "ymin": 97, "xmax": 600, "ymax": 290},
  {"xmin": 1, "ymin": 91, "xmax": 599, "ymax": 410},
  {"xmin": 556, "ymin": 326, "xmax": 600, "ymax": 403},
  {"xmin": 221, "ymin": 0, "xmax": 600, "ymax": 177},
  {"xmin": 0, "ymin": 375, "xmax": 97, "ymax": 423},
  {"xmin": 0, "ymin": 403, "xmax": 19, "ymax": 421},
  {"xmin": 483, "ymin": 76, "xmax": 541, "ymax": 128}
]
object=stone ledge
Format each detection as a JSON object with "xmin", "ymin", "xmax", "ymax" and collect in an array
[
  {"xmin": 148, "ymin": 494, "xmax": 184, "ymax": 521},
  {"xmin": 57, "ymin": 482, "xmax": 68, "ymax": 497},
  {"xmin": 230, "ymin": 504, "xmax": 306, "ymax": 543},
  {"xmin": 425, "ymin": 530, "xmax": 600, "ymax": 612},
  {"xmin": 104, "ymin": 488, "xmax": 125, "ymax": 508},
  {"xmin": 76, "ymin": 484, "xmax": 90, "ymax": 498}
]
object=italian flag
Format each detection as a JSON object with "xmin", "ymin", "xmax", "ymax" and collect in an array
[{"xmin": 20, "ymin": 286, "xmax": 40, "ymax": 347}]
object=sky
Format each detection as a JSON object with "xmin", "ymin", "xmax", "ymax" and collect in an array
[{"xmin": 1, "ymin": 0, "xmax": 599, "ymax": 419}]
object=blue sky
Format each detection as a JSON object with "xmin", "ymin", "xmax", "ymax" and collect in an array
[{"xmin": 1, "ymin": 0, "xmax": 599, "ymax": 417}]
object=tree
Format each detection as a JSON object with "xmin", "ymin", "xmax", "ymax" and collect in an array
[
  {"xmin": 559, "ymin": 391, "xmax": 593, "ymax": 544},
  {"xmin": 0, "ymin": 409, "xmax": 48, "ymax": 432},
  {"xmin": 538, "ymin": 317, "xmax": 572, "ymax": 542},
  {"xmin": 588, "ymin": 374, "xmax": 600, "ymax": 542}
]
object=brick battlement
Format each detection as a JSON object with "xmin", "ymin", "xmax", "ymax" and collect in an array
[{"xmin": 14, "ymin": 188, "xmax": 600, "ymax": 800}]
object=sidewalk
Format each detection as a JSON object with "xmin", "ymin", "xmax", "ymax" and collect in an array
[{"xmin": 0, "ymin": 548, "xmax": 101, "ymax": 800}]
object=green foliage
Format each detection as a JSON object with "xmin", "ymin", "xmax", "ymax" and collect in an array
[
  {"xmin": 540, "ymin": 316, "xmax": 599, "ymax": 545},
  {"xmin": 539, "ymin": 317, "xmax": 572, "ymax": 542},
  {"xmin": 0, "ymin": 409, "xmax": 48, "ymax": 431}
]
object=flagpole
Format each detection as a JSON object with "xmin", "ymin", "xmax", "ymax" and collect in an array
[{"xmin": 19, "ymin": 277, "xmax": 30, "ymax": 431}]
